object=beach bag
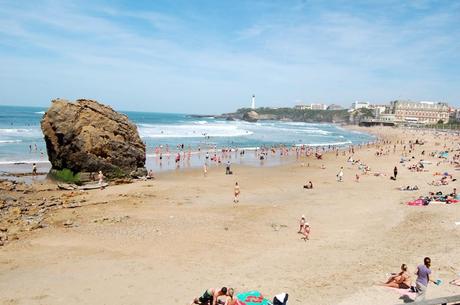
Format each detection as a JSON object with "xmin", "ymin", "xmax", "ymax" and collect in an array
[{"xmin": 273, "ymin": 293, "xmax": 288, "ymax": 305}]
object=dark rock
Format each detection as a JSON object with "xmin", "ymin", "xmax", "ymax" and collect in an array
[
  {"xmin": 242, "ymin": 111, "xmax": 259, "ymax": 122},
  {"xmin": 41, "ymin": 99, "xmax": 146, "ymax": 178},
  {"xmin": 130, "ymin": 167, "xmax": 148, "ymax": 178}
]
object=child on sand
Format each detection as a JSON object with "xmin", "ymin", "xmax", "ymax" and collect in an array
[
  {"xmin": 97, "ymin": 171, "xmax": 105, "ymax": 190},
  {"xmin": 301, "ymin": 221, "xmax": 310, "ymax": 241}
]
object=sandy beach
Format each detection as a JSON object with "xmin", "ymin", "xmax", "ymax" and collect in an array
[{"xmin": 0, "ymin": 127, "xmax": 459, "ymax": 305}]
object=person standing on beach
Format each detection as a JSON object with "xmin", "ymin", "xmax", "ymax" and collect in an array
[
  {"xmin": 97, "ymin": 171, "xmax": 105, "ymax": 190},
  {"xmin": 337, "ymin": 167, "xmax": 344, "ymax": 182},
  {"xmin": 32, "ymin": 163, "xmax": 37, "ymax": 176},
  {"xmin": 226, "ymin": 160, "xmax": 231, "ymax": 175},
  {"xmin": 298, "ymin": 215, "xmax": 306, "ymax": 233},
  {"xmin": 203, "ymin": 163, "xmax": 208, "ymax": 177},
  {"xmin": 233, "ymin": 182, "xmax": 240, "ymax": 203},
  {"xmin": 394, "ymin": 166, "xmax": 398, "ymax": 180},
  {"xmin": 415, "ymin": 257, "xmax": 437, "ymax": 301}
]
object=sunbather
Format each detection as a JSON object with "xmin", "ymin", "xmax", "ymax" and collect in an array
[
  {"xmin": 191, "ymin": 287, "xmax": 228, "ymax": 305},
  {"xmin": 303, "ymin": 181, "xmax": 313, "ymax": 189},
  {"xmin": 384, "ymin": 264, "xmax": 411, "ymax": 289}
]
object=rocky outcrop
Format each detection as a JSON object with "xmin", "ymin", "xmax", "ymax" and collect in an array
[
  {"xmin": 41, "ymin": 99, "xmax": 146, "ymax": 178},
  {"xmin": 242, "ymin": 111, "xmax": 259, "ymax": 122}
]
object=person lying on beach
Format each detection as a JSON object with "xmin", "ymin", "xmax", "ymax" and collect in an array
[
  {"xmin": 217, "ymin": 288, "xmax": 235, "ymax": 305},
  {"xmin": 303, "ymin": 181, "xmax": 313, "ymax": 189},
  {"xmin": 399, "ymin": 185, "xmax": 419, "ymax": 191},
  {"xmin": 450, "ymin": 278, "xmax": 460, "ymax": 286},
  {"xmin": 191, "ymin": 287, "xmax": 228, "ymax": 305},
  {"xmin": 384, "ymin": 264, "xmax": 411, "ymax": 289}
]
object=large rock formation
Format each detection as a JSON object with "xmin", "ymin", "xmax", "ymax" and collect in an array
[
  {"xmin": 41, "ymin": 99, "xmax": 146, "ymax": 178},
  {"xmin": 242, "ymin": 110, "xmax": 259, "ymax": 122}
]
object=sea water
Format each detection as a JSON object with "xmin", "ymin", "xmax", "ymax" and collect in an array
[{"xmin": 0, "ymin": 105, "xmax": 375, "ymax": 173}]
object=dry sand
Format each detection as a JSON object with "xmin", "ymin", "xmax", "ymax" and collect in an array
[{"xmin": 0, "ymin": 127, "xmax": 459, "ymax": 305}]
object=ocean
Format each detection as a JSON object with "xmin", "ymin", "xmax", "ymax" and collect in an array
[{"xmin": 0, "ymin": 105, "xmax": 375, "ymax": 173}]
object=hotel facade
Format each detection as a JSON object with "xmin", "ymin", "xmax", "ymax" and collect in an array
[{"xmin": 389, "ymin": 100, "xmax": 450, "ymax": 124}]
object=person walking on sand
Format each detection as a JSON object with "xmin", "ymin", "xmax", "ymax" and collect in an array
[
  {"xmin": 226, "ymin": 160, "xmax": 231, "ymax": 175},
  {"xmin": 32, "ymin": 163, "xmax": 37, "ymax": 176},
  {"xmin": 415, "ymin": 257, "xmax": 438, "ymax": 301},
  {"xmin": 97, "ymin": 171, "xmax": 105, "ymax": 190},
  {"xmin": 233, "ymin": 182, "xmax": 240, "ymax": 203},
  {"xmin": 203, "ymin": 163, "xmax": 208, "ymax": 177},
  {"xmin": 298, "ymin": 215, "xmax": 306, "ymax": 233},
  {"xmin": 337, "ymin": 167, "xmax": 344, "ymax": 182},
  {"xmin": 394, "ymin": 166, "xmax": 398, "ymax": 180},
  {"xmin": 301, "ymin": 221, "xmax": 311, "ymax": 241}
]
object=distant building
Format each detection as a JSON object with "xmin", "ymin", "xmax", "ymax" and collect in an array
[
  {"xmin": 369, "ymin": 104, "xmax": 387, "ymax": 117},
  {"xmin": 327, "ymin": 104, "xmax": 343, "ymax": 110},
  {"xmin": 310, "ymin": 103, "xmax": 328, "ymax": 110},
  {"xmin": 378, "ymin": 113, "xmax": 396, "ymax": 122},
  {"xmin": 351, "ymin": 101, "xmax": 370, "ymax": 110},
  {"xmin": 251, "ymin": 95, "xmax": 256, "ymax": 109},
  {"xmin": 451, "ymin": 108, "xmax": 460, "ymax": 122},
  {"xmin": 389, "ymin": 100, "xmax": 450, "ymax": 124},
  {"xmin": 294, "ymin": 104, "xmax": 311, "ymax": 110}
]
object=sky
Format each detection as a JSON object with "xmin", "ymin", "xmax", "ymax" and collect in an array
[{"xmin": 0, "ymin": 0, "xmax": 459, "ymax": 114}]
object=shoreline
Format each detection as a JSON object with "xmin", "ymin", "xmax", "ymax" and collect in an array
[{"xmin": 0, "ymin": 125, "xmax": 378, "ymax": 181}]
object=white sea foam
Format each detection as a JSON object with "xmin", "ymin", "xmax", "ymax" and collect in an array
[
  {"xmin": 138, "ymin": 123, "xmax": 253, "ymax": 138},
  {"xmin": 0, "ymin": 127, "xmax": 43, "ymax": 138},
  {"xmin": 0, "ymin": 128, "xmax": 33, "ymax": 133},
  {"xmin": 0, "ymin": 160, "xmax": 50, "ymax": 165},
  {"xmin": 34, "ymin": 111, "xmax": 45, "ymax": 114},
  {"xmin": 0, "ymin": 140, "xmax": 22, "ymax": 143},
  {"xmin": 295, "ymin": 140, "xmax": 352, "ymax": 147}
]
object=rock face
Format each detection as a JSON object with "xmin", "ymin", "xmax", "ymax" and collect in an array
[
  {"xmin": 242, "ymin": 110, "xmax": 259, "ymax": 122},
  {"xmin": 41, "ymin": 99, "xmax": 146, "ymax": 177}
]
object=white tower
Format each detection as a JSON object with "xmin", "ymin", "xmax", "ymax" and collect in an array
[{"xmin": 251, "ymin": 94, "xmax": 255, "ymax": 109}]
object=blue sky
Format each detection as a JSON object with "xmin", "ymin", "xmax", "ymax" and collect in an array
[{"xmin": 0, "ymin": 0, "xmax": 459, "ymax": 113}]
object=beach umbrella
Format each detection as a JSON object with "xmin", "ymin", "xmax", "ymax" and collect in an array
[{"xmin": 235, "ymin": 291, "xmax": 271, "ymax": 305}]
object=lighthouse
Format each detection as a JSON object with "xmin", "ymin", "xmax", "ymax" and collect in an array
[{"xmin": 251, "ymin": 95, "xmax": 255, "ymax": 109}]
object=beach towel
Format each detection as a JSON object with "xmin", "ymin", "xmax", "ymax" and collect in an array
[
  {"xmin": 235, "ymin": 291, "xmax": 271, "ymax": 305},
  {"xmin": 407, "ymin": 199, "xmax": 426, "ymax": 206},
  {"xmin": 384, "ymin": 287, "xmax": 416, "ymax": 300}
]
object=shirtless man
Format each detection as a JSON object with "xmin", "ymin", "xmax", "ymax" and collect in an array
[{"xmin": 191, "ymin": 287, "xmax": 228, "ymax": 305}]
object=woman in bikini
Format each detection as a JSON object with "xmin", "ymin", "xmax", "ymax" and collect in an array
[
  {"xmin": 234, "ymin": 182, "xmax": 240, "ymax": 203},
  {"xmin": 384, "ymin": 264, "xmax": 411, "ymax": 289}
]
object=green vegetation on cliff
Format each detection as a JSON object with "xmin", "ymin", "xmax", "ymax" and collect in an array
[{"xmin": 236, "ymin": 107, "xmax": 350, "ymax": 123}]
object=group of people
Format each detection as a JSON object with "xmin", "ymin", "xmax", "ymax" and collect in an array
[
  {"xmin": 383, "ymin": 257, "xmax": 446, "ymax": 301},
  {"xmin": 190, "ymin": 287, "xmax": 289, "ymax": 305}
]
